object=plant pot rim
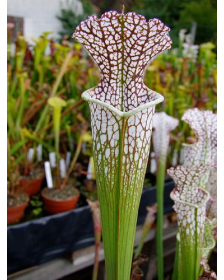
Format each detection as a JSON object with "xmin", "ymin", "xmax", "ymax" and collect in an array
[
  {"xmin": 7, "ymin": 193, "xmax": 29, "ymax": 209},
  {"xmin": 19, "ymin": 174, "xmax": 44, "ymax": 181},
  {"xmin": 41, "ymin": 187, "xmax": 80, "ymax": 202}
]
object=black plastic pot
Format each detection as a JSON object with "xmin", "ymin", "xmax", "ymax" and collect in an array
[{"xmin": 7, "ymin": 178, "xmax": 175, "ymax": 275}]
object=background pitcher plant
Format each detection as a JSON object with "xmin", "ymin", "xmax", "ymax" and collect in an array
[
  {"xmin": 72, "ymin": 10, "xmax": 172, "ymax": 280},
  {"xmin": 168, "ymin": 108, "xmax": 217, "ymax": 280}
]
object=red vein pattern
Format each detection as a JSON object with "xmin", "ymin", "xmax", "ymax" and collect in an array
[
  {"xmin": 181, "ymin": 108, "xmax": 217, "ymax": 191},
  {"xmin": 206, "ymin": 168, "xmax": 217, "ymax": 221},
  {"xmin": 182, "ymin": 108, "xmax": 217, "ymax": 168},
  {"xmin": 167, "ymin": 109, "xmax": 217, "ymax": 278},
  {"xmin": 168, "ymin": 165, "xmax": 210, "ymax": 237},
  {"xmin": 202, "ymin": 218, "xmax": 217, "ymax": 260},
  {"xmin": 72, "ymin": 11, "xmax": 172, "ymax": 112}
]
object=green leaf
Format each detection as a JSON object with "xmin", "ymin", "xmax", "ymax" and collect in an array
[
  {"xmin": 10, "ymin": 140, "xmax": 27, "ymax": 156},
  {"xmin": 32, "ymin": 208, "xmax": 43, "ymax": 216},
  {"xmin": 15, "ymin": 153, "xmax": 26, "ymax": 164}
]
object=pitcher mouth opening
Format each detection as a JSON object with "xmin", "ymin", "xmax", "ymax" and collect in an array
[
  {"xmin": 82, "ymin": 87, "xmax": 164, "ymax": 117},
  {"xmin": 170, "ymin": 188, "xmax": 210, "ymax": 209}
]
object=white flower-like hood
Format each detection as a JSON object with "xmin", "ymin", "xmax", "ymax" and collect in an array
[
  {"xmin": 72, "ymin": 11, "xmax": 172, "ymax": 117},
  {"xmin": 182, "ymin": 108, "xmax": 217, "ymax": 168}
]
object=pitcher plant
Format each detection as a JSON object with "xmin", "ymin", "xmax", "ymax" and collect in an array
[
  {"xmin": 72, "ymin": 9, "xmax": 172, "ymax": 280},
  {"xmin": 168, "ymin": 108, "xmax": 217, "ymax": 280}
]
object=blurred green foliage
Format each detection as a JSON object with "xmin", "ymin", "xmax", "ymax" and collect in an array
[
  {"xmin": 145, "ymin": 41, "xmax": 217, "ymax": 167},
  {"xmin": 127, "ymin": 0, "xmax": 216, "ymax": 47},
  {"xmin": 7, "ymin": 33, "xmax": 99, "ymax": 184},
  {"xmin": 176, "ymin": 0, "xmax": 217, "ymax": 45},
  {"xmin": 7, "ymin": 29, "xmax": 217, "ymax": 180},
  {"xmin": 56, "ymin": 0, "xmax": 217, "ymax": 47}
]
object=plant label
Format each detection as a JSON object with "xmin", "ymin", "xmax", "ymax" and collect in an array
[
  {"xmin": 49, "ymin": 152, "xmax": 56, "ymax": 167},
  {"xmin": 37, "ymin": 144, "xmax": 42, "ymax": 162},
  {"xmin": 27, "ymin": 148, "xmax": 34, "ymax": 162},
  {"xmin": 87, "ymin": 156, "xmax": 95, "ymax": 180},
  {"xmin": 65, "ymin": 152, "xmax": 71, "ymax": 169},
  {"xmin": 60, "ymin": 158, "xmax": 66, "ymax": 178},
  {"xmin": 44, "ymin": 161, "xmax": 53, "ymax": 188}
]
